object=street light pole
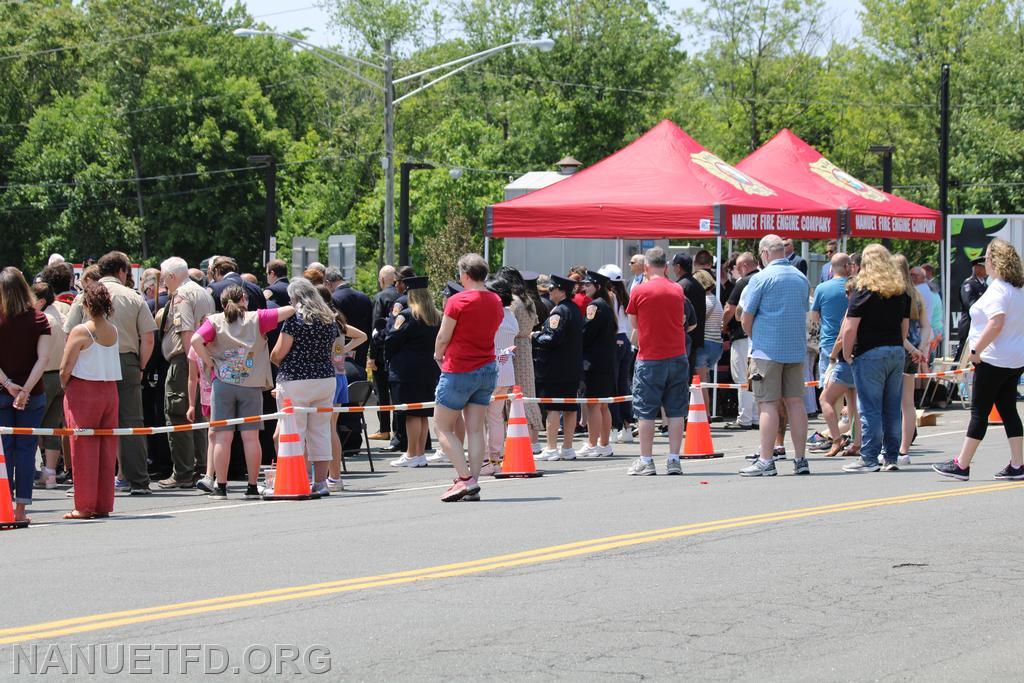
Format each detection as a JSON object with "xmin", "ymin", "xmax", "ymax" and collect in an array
[
  {"xmin": 383, "ymin": 39, "xmax": 396, "ymax": 265},
  {"xmin": 869, "ymin": 144, "xmax": 895, "ymax": 248},
  {"xmin": 247, "ymin": 154, "xmax": 277, "ymax": 267},
  {"xmin": 399, "ymin": 162, "xmax": 434, "ymax": 267}
]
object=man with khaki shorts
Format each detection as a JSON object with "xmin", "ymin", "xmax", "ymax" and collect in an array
[{"xmin": 738, "ymin": 234, "xmax": 811, "ymax": 477}]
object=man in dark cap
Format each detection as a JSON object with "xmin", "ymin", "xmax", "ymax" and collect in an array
[
  {"xmin": 673, "ymin": 252, "xmax": 705, "ymax": 369},
  {"xmin": 533, "ymin": 274, "xmax": 584, "ymax": 460},
  {"xmin": 956, "ymin": 256, "xmax": 989, "ymax": 360}
]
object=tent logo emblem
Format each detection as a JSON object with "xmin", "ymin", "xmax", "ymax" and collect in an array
[
  {"xmin": 691, "ymin": 151, "xmax": 774, "ymax": 196},
  {"xmin": 809, "ymin": 158, "xmax": 888, "ymax": 202}
]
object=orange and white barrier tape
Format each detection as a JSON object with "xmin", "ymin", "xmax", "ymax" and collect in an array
[
  {"xmin": 0, "ymin": 413, "xmax": 288, "ymax": 437},
  {"xmin": 914, "ymin": 368, "xmax": 973, "ymax": 380},
  {"xmin": 524, "ymin": 395, "xmax": 633, "ymax": 405}
]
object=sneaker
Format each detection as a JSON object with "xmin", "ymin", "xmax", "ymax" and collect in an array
[
  {"xmin": 665, "ymin": 458, "xmax": 682, "ymax": 476},
  {"xmin": 479, "ymin": 461, "xmax": 501, "ymax": 477},
  {"xmin": 617, "ymin": 428, "xmax": 634, "ymax": 444},
  {"xmin": 560, "ymin": 448, "xmax": 577, "ymax": 461},
  {"xmin": 114, "ymin": 478, "xmax": 131, "ymax": 493},
  {"xmin": 244, "ymin": 484, "xmax": 262, "ymax": 499},
  {"xmin": 390, "ymin": 454, "xmax": 428, "ymax": 468},
  {"xmin": 932, "ymin": 459, "xmax": 969, "ymax": 481},
  {"xmin": 130, "ymin": 486, "xmax": 152, "ymax": 496},
  {"xmin": 897, "ymin": 454, "xmax": 912, "ymax": 466},
  {"xmin": 425, "ymin": 449, "xmax": 449, "ymax": 463},
  {"xmin": 531, "ymin": 442, "xmax": 543, "ymax": 454},
  {"xmin": 463, "ymin": 492, "xmax": 481, "ymax": 501},
  {"xmin": 881, "ymin": 462, "xmax": 900, "ymax": 472},
  {"xmin": 808, "ymin": 437, "xmax": 834, "ymax": 453},
  {"xmin": 195, "ymin": 475, "xmax": 215, "ymax": 493},
  {"xmin": 34, "ymin": 470, "xmax": 57, "ymax": 490},
  {"xmin": 207, "ymin": 486, "xmax": 227, "ymax": 498},
  {"xmin": 793, "ymin": 458, "xmax": 810, "ymax": 475},
  {"xmin": 598, "ymin": 444, "xmax": 615, "ymax": 457},
  {"xmin": 806, "ymin": 431, "xmax": 829, "ymax": 446},
  {"xmin": 745, "ymin": 450, "xmax": 760, "ymax": 461},
  {"xmin": 995, "ymin": 463, "xmax": 1024, "ymax": 480},
  {"xmin": 311, "ymin": 481, "xmax": 330, "ymax": 497},
  {"xmin": 773, "ymin": 446, "xmax": 787, "ymax": 460},
  {"xmin": 465, "ymin": 476, "xmax": 480, "ymax": 495},
  {"xmin": 327, "ymin": 477, "xmax": 345, "ymax": 492},
  {"xmin": 157, "ymin": 476, "xmax": 194, "ymax": 490},
  {"xmin": 740, "ymin": 458, "xmax": 777, "ymax": 477},
  {"xmin": 723, "ymin": 421, "xmax": 750, "ymax": 431},
  {"xmin": 576, "ymin": 444, "xmax": 601, "ymax": 458},
  {"xmin": 441, "ymin": 478, "xmax": 469, "ymax": 502},
  {"xmin": 627, "ymin": 458, "xmax": 656, "ymax": 476},
  {"xmin": 538, "ymin": 448, "xmax": 562, "ymax": 461},
  {"xmin": 843, "ymin": 458, "xmax": 881, "ymax": 473},
  {"xmin": 65, "ymin": 486, "xmax": 75, "ymax": 498}
]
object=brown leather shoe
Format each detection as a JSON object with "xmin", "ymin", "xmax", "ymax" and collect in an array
[
  {"xmin": 367, "ymin": 431, "xmax": 391, "ymax": 441},
  {"xmin": 156, "ymin": 477, "xmax": 195, "ymax": 489}
]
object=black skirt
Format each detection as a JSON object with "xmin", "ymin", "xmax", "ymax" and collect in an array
[
  {"xmin": 390, "ymin": 381, "xmax": 436, "ymax": 417},
  {"xmin": 584, "ymin": 372, "xmax": 615, "ymax": 399}
]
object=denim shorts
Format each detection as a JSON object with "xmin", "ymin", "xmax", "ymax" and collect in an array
[
  {"xmin": 632, "ymin": 354, "xmax": 689, "ymax": 420},
  {"xmin": 435, "ymin": 362, "xmax": 498, "ymax": 410},
  {"xmin": 831, "ymin": 360, "xmax": 855, "ymax": 387},
  {"xmin": 694, "ymin": 341, "xmax": 723, "ymax": 370}
]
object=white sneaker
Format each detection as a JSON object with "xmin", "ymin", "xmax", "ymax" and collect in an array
[
  {"xmin": 560, "ymin": 448, "xmax": 577, "ymax": 461},
  {"xmin": 326, "ymin": 477, "xmax": 345, "ymax": 492},
  {"xmin": 425, "ymin": 450, "xmax": 449, "ymax": 463},
  {"xmin": 390, "ymin": 454, "xmax": 428, "ymax": 468},
  {"xmin": 897, "ymin": 454, "xmax": 911, "ymax": 466},
  {"xmin": 617, "ymin": 428, "xmax": 634, "ymax": 444},
  {"xmin": 538, "ymin": 448, "xmax": 562, "ymax": 461},
  {"xmin": 531, "ymin": 442, "xmax": 543, "ymax": 454},
  {"xmin": 576, "ymin": 444, "xmax": 601, "ymax": 458},
  {"xmin": 598, "ymin": 444, "xmax": 615, "ymax": 457}
]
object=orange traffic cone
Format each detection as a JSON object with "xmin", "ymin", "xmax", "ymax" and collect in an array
[
  {"xmin": 1, "ymin": 437, "xmax": 29, "ymax": 529},
  {"xmin": 683, "ymin": 376, "xmax": 723, "ymax": 459},
  {"xmin": 262, "ymin": 398, "xmax": 321, "ymax": 500},
  {"xmin": 989, "ymin": 405, "xmax": 1003, "ymax": 425},
  {"xmin": 494, "ymin": 386, "xmax": 543, "ymax": 478}
]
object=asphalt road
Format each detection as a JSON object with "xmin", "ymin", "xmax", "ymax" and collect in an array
[{"xmin": 3, "ymin": 407, "xmax": 1023, "ymax": 681}]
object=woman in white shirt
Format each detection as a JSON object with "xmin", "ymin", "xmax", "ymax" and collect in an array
[
  {"xmin": 60, "ymin": 282, "xmax": 122, "ymax": 520},
  {"xmin": 934, "ymin": 239, "xmax": 1024, "ymax": 481}
]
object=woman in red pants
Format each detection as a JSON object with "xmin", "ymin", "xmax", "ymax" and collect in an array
[{"xmin": 60, "ymin": 282, "xmax": 122, "ymax": 520}]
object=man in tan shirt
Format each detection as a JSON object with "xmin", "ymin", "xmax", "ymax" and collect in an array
[
  {"xmin": 157, "ymin": 256, "xmax": 215, "ymax": 488},
  {"xmin": 65, "ymin": 251, "xmax": 158, "ymax": 493}
]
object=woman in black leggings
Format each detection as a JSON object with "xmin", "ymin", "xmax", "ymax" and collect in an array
[{"xmin": 934, "ymin": 239, "xmax": 1024, "ymax": 481}]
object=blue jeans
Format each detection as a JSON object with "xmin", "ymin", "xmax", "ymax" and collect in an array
[
  {"xmin": 1, "ymin": 392, "xmax": 46, "ymax": 504},
  {"xmin": 851, "ymin": 346, "xmax": 904, "ymax": 465},
  {"xmin": 435, "ymin": 362, "xmax": 498, "ymax": 410}
]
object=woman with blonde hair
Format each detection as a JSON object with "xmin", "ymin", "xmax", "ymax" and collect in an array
[
  {"xmin": 842, "ymin": 244, "xmax": 917, "ymax": 473},
  {"xmin": 892, "ymin": 254, "xmax": 931, "ymax": 465},
  {"xmin": 935, "ymin": 239, "xmax": 1024, "ymax": 480}
]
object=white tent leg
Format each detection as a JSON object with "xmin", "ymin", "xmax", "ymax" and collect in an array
[
  {"xmin": 712, "ymin": 235, "xmax": 722, "ymax": 419},
  {"xmin": 484, "ymin": 237, "xmax": 490, "ymax": 263}
]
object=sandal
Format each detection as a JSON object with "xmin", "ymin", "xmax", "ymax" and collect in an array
[
  {"xmin": 62, "ymin": 510, "xmax": 95, "ymax": 520},
  {"xmin": 842, "ymin": 446, "xmax": 861, "ymax": 458}
]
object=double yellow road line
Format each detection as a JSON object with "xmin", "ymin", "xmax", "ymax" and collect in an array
[{"xmin": 2, "ymin": 481, "xmax": 1020, "ymax": 644}]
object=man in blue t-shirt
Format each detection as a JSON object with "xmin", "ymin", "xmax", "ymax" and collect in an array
[{"xmin": 810, "ymin": 253, "xmax": 851, "ymax": 382}]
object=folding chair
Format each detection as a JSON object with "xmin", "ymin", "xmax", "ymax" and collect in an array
[{"xmin": 341, "ymin": 380, "xmax": 375, "ymax": 472}]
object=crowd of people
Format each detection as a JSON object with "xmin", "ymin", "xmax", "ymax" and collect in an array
[{"xmin": 3, "ymin": 233, "xmax": 1023, "ymax": 520}]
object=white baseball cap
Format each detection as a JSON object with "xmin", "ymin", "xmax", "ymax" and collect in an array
[{"xmin": 597, "ymin": 264, "xmax": 623, "ymax": 281}]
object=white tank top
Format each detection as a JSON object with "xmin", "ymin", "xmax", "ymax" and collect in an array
[{"xmin": 72, "ymin": 325, "xmax": 123, "ymax": 382}]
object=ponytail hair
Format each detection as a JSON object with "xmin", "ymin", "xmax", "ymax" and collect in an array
[{"xmin": 220, "ymin": 284, "xmax": 246, "ymax": 323}]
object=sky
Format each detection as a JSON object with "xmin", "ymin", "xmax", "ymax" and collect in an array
[{"xmin": 236, "ymin": 1, "xmax": 864, "ymax": 48}]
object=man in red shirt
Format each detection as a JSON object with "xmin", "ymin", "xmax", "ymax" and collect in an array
[
  {"xmin": 625, "ymin": 247, "xmax": 688, "ymax": 476},
  {"xmin": 433, "ymin": 254, "xmax": 504, "ymax": 502}
]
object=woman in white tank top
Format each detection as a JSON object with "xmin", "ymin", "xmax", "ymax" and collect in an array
[{"xmin": 59, "ymin": 283, "xmax": 122, "ymax": 520}]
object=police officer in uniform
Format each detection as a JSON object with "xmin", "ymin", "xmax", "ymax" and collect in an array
[
  {"xmin": 956, "ymin": 256, "xmax": 988, "ymax": 360},
  {"xmin": 384, "ymin": 276, "xmax": 440, "ymax": 468},
  {"xmin": 533, "ymin": 274, "xmax": 583, "ymax": 461},
  {"xmin": 263, "ymin": 259, "xmax": 290, "ymax": 308},
  {"xmin": 578, "ymin": 270, "xmax": 618, "ymax": 457}
]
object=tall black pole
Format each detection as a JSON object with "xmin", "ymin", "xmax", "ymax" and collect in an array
[
  {"xmin": 398, "ymin": 162, "xmax": 432, "ymax": 268},
  {"xmin": 869, "ymin": 145, "xmax": 895, "ymax": 248},
  {"xmin": 264, "ymin": 158, "xmax": 277, "ymax": 267},
  {"xmin": 939, "ymin": 63, "xmax": 951, "ymax": 226}
]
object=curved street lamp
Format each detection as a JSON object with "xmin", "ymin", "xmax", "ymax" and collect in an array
[{"xmin": 234, "ymin": 28, "xmax": 554, "ymax": 265}]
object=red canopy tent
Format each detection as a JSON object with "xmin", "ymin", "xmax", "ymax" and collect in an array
[
  {"xmin": 736, "ymin": 129, "xmax": 941, "ymax": 241},
  {"xmin": 487, "ymin": 120, "xmax": 839, "ymax": 240}
]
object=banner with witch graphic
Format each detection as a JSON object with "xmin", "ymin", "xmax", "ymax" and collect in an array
[{"xmin": 948, "ymin": 215, "xmax": 1024, "ymax": 312}]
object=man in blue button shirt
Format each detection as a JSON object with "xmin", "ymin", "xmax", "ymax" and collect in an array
[{"xmin": 738, "ymin": 234, "xmax": 811, "ymax": 477}]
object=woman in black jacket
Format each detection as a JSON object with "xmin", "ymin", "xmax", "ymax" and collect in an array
[
  {"xmin": 578, "ymin": 270, "xmax": 618, "ymax": 458},
  {"xmin": 385, "ymin": 277, "xmax": 441, "ymax": 468}
]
